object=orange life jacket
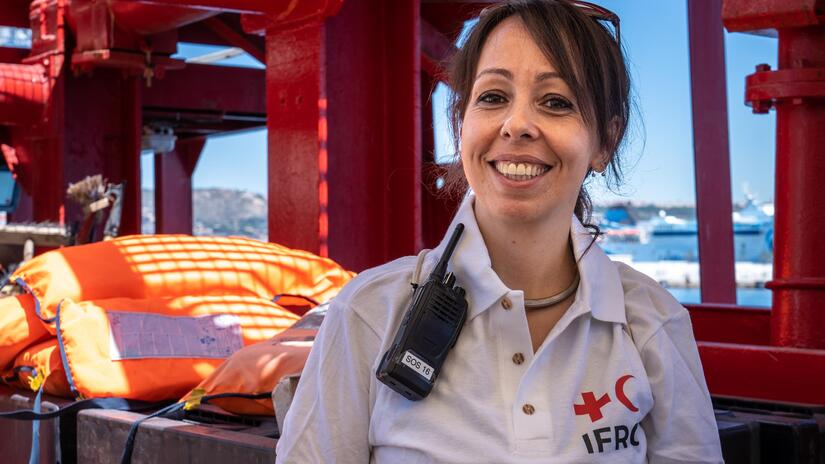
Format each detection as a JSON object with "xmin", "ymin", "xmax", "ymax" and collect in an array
[
  {"xmin": 5, "ymin": 338, "xmax": 70, "ymax": 396},
  {"xmin": 6, "ymin": 295, "xmax": 299, "ymax": 401},
  {"xmin": 0, "ymin": 294, "xmax": 50, "ymax": 369},
  {"xmin": 181, "ymin": 304, "xmax": 325, "ymax": 416},
  {"xmin": 11, "ymin": 234, "xmax": 355, "ymax": 331}
]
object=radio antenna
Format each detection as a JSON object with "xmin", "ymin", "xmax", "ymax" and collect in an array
[{"xmin": 431, "ymin": 223, "xmax": 464, "ymax": 280}]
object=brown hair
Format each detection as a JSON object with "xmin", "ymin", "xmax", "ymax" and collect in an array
[{"xmin": 441, "ymin": 0, "xmax": 631, "ymax": 227}]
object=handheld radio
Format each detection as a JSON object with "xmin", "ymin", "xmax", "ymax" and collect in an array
[{"xmin": 376, "ymin": 223, "xmax": 468, "ymax": 401}]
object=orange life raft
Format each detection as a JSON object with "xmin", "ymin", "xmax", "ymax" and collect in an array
[
  {"xmin": 12, "ymin": 234, "xmax": 355, "ymax": 329},
  {"xmin": 0, "ymin": 234, "xmax": 353, "ymax": 372},
  {"xmin": 7, "ymin": 295, "xmax": 299, "ymax": 401}
]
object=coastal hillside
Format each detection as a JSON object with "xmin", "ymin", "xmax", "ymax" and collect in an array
[{"xmin": 141, "ymin": 188, "xmax": 267, "ymax": 241}]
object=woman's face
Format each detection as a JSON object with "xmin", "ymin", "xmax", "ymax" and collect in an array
[{"xmin": 460, "ymin": 16, "xmax": 604, "ymax": 226}]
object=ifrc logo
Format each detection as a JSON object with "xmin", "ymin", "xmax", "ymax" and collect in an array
[
  {"xmin": 573, "ymin": 374, "xmax": 639, "ymax": 423},
  {"xmin": 573, "ymin": 391, "xmax": 610, "ymax": 422},
  {"xmin": 574, "ymin": 375, "xmax": 642, "ymax": 455}
]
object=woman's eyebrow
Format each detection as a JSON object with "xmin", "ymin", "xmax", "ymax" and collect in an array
[
  {"xmin": 475, "ymin": 67, "xmax": 512, "ymax": 80},
  {"xmin": 475, "ymin": 68, "xmax": 562, "ymax": 83},
  {"xmin": 536, "ymin": 71, "xmax": 562, "ymax": 82}
]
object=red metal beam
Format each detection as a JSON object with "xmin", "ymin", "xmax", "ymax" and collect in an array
[
  {"xmin": 141, "ymin": 0, "xmax": 342, "ymax": 18},
  {"xmin": 155, "ymin": 137, "xmax": 204, "ymax": 234},
  {"xmin": 685, "ymin": 303, "xmax": 771, "ymax": 345},
  {"xmin": 202, "ymin": 16, "xmax": 264, "ymax": 63},
  {"xmin": 421, "ymin": 18, "xmax": 457, "ymax": 80},
  {"xmin": 0, "ymin": 48, "xmax": 29, "ymax": 64},
  {"xmin": 143, "ymin": 63, "xmax": 265, "ymax": 114},
  {"xmin": 699, "ymin": 342, "xmax": 825, "ymax": 405},
  {"xmin": 722, "ymin": 0, "xmax": 822, "ymax": 31},
  {"xmin": 687, "ymin": 0, "xmax": 737, "ymax": 304},
  {"xmin": 420, "ymin": 1, "xmax": 495, "ymax": 42},
  {"xmin": 105, "ymin": 1, "xmax": 217, "ymax": 36},
  {"xmin": 325, "ymin": 0, "xmax": 422, "ymax": 271},
  {"xmin": 0, "ymin": 1, "xmax": 30, "ymax": 28}
]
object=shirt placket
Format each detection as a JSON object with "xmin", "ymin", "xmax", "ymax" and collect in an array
[{"xmin": 495, "ymin": 291, "xmax": 553, "ymax": 453}]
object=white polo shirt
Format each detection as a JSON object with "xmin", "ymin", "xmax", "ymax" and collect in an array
[{"xmin": 276, "ymin": 195, "xmax": 723, "ymax": 463}]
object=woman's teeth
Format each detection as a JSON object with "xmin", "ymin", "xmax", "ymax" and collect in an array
[{"xmin": 494, "ymin": 161, "xmax": 549, "ymax": 181}]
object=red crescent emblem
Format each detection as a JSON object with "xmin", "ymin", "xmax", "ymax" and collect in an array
[{"xmin": 615, "ymin": 374, "xmax": 639, "ymax": 412}]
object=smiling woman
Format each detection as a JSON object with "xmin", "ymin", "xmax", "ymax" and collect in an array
[
  {"xmin": 275, "ymin": 1, "xmax": 723, "ymax": 463},
  {"xmin": 445, "ymin": 2, "xmax": 629, "ymax": 225}
]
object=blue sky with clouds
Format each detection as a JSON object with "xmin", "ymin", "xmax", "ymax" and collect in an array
[{"xmin": 151, "ymin": 0, "xmax": 778, "ymax": 206}]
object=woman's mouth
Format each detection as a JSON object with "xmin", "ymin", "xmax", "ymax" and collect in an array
[{"xmin": 491, "ymin": 160, "xmax": 551, "ymax": 182}]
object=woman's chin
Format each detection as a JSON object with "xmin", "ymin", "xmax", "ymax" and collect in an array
[{"xmin": 478, "ymin": 198, "xmax": 554, "ymax": 225}]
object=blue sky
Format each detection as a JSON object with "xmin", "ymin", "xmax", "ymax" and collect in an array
[{"xmin": 149, "ymin": 0, "xmax": 778, "ymax": 206}]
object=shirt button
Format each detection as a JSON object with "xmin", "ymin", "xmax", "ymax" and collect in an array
[
  {"xmin": 501, "ymin": 297, "xmax": 512, "ymax": 310},
  {"xmin": 522, "ymin": 404, "xmax": 535, "ymax": 415},
  {"xmin": 512, "ymin": 352, "xmax": 524, "ymax": 365}
]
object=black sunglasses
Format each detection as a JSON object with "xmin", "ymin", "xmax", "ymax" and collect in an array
[{"xmin": 480, "ymin": 0, "xmax": 621, "ymax": 46}]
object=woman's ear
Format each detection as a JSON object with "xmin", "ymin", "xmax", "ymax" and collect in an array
[
  {"xmin": 591, "ymin": 153, "xmax": 609, "ymax": 174},
  {"xmin": 593, "ymin": 116, "xmax": 622, "ymax": 172}
]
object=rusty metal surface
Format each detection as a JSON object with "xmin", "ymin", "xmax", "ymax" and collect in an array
[
  {"xmin": 0, "ymin": 386, "xmax": 76, "ymax": 464},
  {"xmin": 78, "ymin": 409, "xmax": 277, "ymax": 464}
]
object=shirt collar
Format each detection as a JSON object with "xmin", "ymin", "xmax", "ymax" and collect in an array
[{"xmin": 424, "ymin": 193, "xmax": 626, "ymax": 325}]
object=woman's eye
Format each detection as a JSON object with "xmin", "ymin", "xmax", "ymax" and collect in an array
[
  {"xmin": 542, "ymin": 96, "xmax": 573, "ymax": 111},
  {"xmin": 477, "ymin": 92, "xmax": 506, "ymax": 105}
]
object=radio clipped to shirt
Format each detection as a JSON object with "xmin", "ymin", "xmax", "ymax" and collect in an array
[{"xmin": 376, "ymin": 224, "xmax": 468, "ymax": 401}]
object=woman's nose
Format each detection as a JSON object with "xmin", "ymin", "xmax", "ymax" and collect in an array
[{"xmin": 500, "ymin": 103, "xmax": 539, "ymax": 140}]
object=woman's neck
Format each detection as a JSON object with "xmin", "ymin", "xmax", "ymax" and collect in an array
[{"xmin": 474, "ymin": 202, "xmax": 578, "ymax": 300}]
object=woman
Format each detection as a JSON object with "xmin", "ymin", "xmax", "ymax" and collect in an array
[{"xmin": 276, "ymin": 1, "xmax": 723, "ymax": 462}]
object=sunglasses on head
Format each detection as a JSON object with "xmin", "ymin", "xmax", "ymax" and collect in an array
[{"xmin": 480, "ymin": 0, "xmax": 621, "ymax": 46}]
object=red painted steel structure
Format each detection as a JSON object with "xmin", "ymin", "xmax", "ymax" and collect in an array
[
  {"xmin": 0, "ymin": 0, "xmax": 822, "ymax": 407},
  {"xmin": 155, "ymin": 137, "xmax": 204, "ymax": 234},
  {"xmin": 682, "ymin": 0, "xmax": 825, "ymax": 404},
  {"xmin": 687, "ymin": 0, "xmax": 737, "ymax": 305},
  {"xmin": 324, "ymin": 0, "xmax": 424, "ymax": 269}
]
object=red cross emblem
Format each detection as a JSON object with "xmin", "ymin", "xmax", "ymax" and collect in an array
[{"xmin": 573, "ymin": 391, "xmax": 611, "ymax": 422}]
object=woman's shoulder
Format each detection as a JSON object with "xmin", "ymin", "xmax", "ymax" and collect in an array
[
  {"xmin": 331, "ymin": 255, "xmax": 421, "ymax": 338},
  {"xmin": 612, "ymin": 260, "xmax": 692, "ymax": 348}
]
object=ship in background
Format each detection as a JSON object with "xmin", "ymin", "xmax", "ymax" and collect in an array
[{"xmin": 597, "ymin": 195, "xmax": 774, "ymax": 302}]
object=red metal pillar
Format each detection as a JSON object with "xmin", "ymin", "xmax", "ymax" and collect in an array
[
  {"xmin": 687, "ymin": 0, "xmax": 737, "ymax": 304},
  {"xmin": 265, "ymin": 21, "xmax": 324, "ymax": 254},
  {"xmin": 119, "ymin": 76, "xmax": 142, "ymax": 236},
  {"xmin": 724, "ymin": 0, "xmax": 825, "ymax": 349},
  {"xmin": 29, "ymin": 71, "xmax": 65, "ymax": 225},
  {"xmin": 767, "ymin": 25, "xmax": 825, "ymax": 348},
  {"xmin": 155, "ymin": 137, "xmax": 204, "ymax": 234},
  {"xmin": 325, "ymin": 0, "xmax": 422, "ymax": 271}
]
